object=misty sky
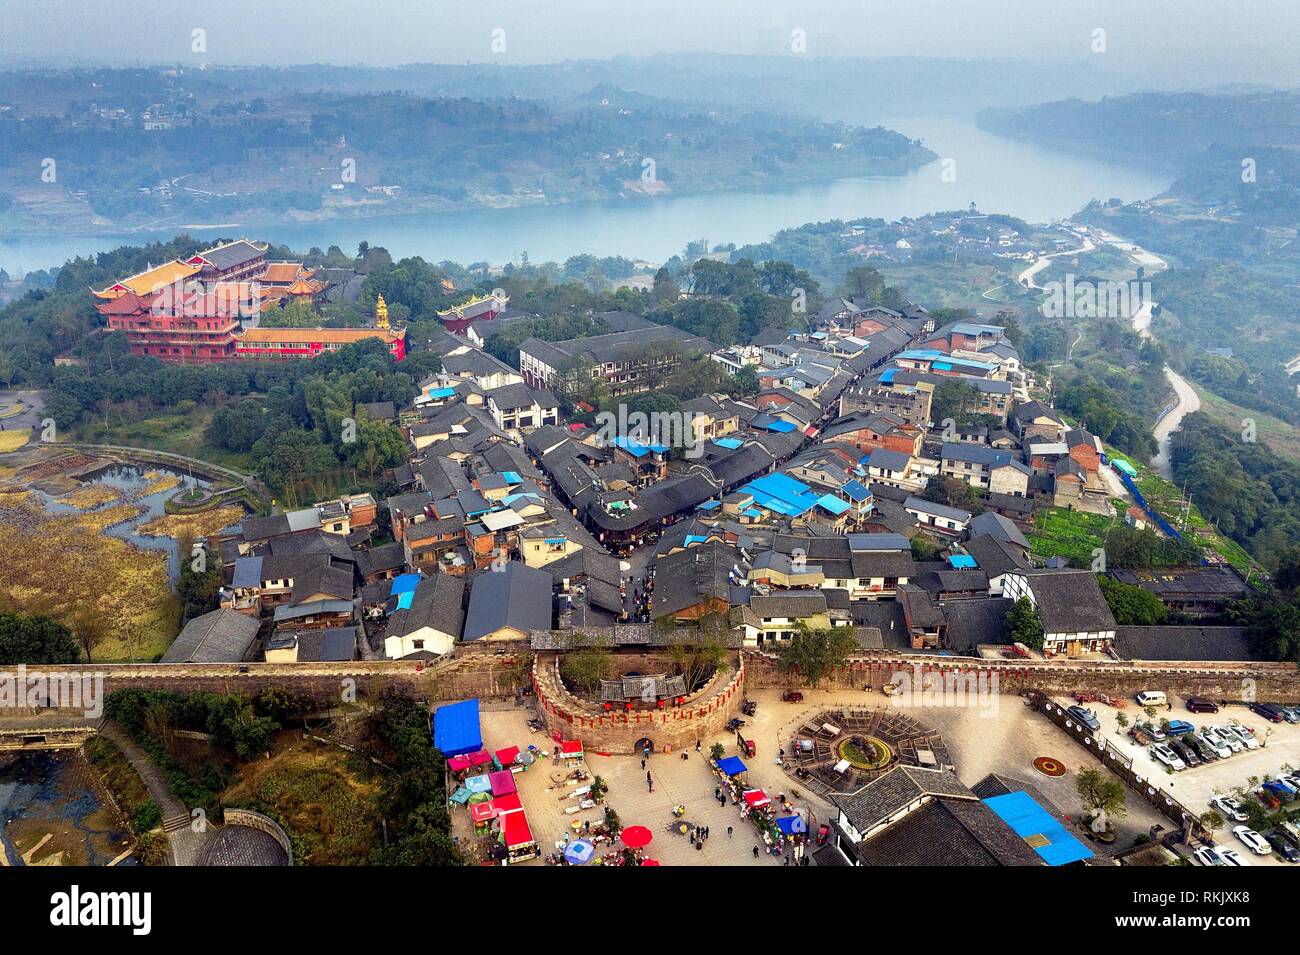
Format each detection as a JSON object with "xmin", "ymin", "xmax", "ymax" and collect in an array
[{"xmin": 2, "ymin": 0, "xmax": 1298, "ymax": 86}]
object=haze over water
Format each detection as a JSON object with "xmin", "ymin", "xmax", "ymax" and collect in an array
[{"xmin": 0, "ymin": 116, "xmax": 1169, "ymax": 273}]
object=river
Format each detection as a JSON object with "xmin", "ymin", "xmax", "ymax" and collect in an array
[{"xmin": 0, "ymin": 117, "xmax": 1169, "ymax": 274}]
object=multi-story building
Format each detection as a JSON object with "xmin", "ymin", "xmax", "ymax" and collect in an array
[
  {"xmin": 518, "ymin": 325, "xmax": 710, "ymax": 397},
  {"xmin": 233, "ymin": 326, "xmax": 406, "ymax": 360}
]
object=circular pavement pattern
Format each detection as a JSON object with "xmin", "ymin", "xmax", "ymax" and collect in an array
[{"xmin": 1032, "ymin": 756, "xmax": 1067, "ymax": 778}]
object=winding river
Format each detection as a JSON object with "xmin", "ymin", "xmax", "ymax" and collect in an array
[{"xmin": 0, "ymin": 118, "xmax": 1169, "ymax": 274}]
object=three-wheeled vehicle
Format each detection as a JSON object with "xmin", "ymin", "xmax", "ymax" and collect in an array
[
  {"xmin": 736, "ymin": 730, "xmax": 756, "ymax": 757},
  {"xmin": 815, "ymin": 824, "xmax": 831, "ymax": 846}
]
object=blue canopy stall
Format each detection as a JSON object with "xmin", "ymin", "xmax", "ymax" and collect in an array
[
  {"xmin": 716, "ymin": 756, "xmax": 747, "ymax": 776},
  {"xmin": 433, "ymin": 699, "xmax": 484, "ymax": 757}
]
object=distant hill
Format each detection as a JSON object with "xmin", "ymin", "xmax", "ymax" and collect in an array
[{"xmin": 0, "ymin": 67, "xmax": 934, "ymax": 235}]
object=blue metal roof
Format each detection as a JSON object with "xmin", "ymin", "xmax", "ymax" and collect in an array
[
  {"xmin": 842, "ymin": 479, "xmax": 872, "ymax": 503},
  {"xmin": 761, "ymin": 419, "xmax": 798, "ymax": 434},
  {"xmin": 612, "ymin": 436, "xmax": 668, "ymax": 457},
  {"xmin": 815, "ymin": 494, "xmax": 851, "ymax": 516},
  {"xmin": 982, "ymin": 791, "xmax": 1093, "ymax": 866}
]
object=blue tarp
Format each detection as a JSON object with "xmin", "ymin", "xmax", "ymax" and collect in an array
[
  {"xmin": 395, "ymin": 590, "xmax": 415, "ymax": 610},
  {"xmin": 425, "ymin": 386, "xmax": 456, "ymax": 399},
  {"xmin": 716, "ymin": 756, "xmax": 747, "ymax": 776},
  {"xmin": 433, "ymin": 699, "xmax": 484, "ymax": 757},
  {"xmin": 713, "ymin": 437, "xmax": 744, "ymax": 450},
  {"xmin": 775, "ymin": 815, "xmax": 808, "ymax": 836},
  {"xmin": 760, "ymin": 419, "xmax": 797, "ymax": 433},
  {"xmin": 948, "ymin": 554, "xmax": 977, "ymax": 569},
  {"xmin": 982, "ymin": 791, "xmax": 1093, "ymax": 866},
  {"xmin": 391, "ymin": 573, "xmax": 421, "ymax": 596}
]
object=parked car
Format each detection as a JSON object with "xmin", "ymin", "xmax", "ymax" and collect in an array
[
  {"xmin": 1282, "ymin": 707, "xmax": 1300, "ymax": 724},
  {"xmin": 1226, "ymin": 724, "xmax": 1260, "ymax": 750},
  {"xmin": 1265, "ymin": 832, "xmax": 1300, "ymax": 863},
  {"xmin": 1280, "ymin": 773, "xmax": 1300, "ymax": 793},
  {"xmin": 1067, "ymin": 705, "xmax": 1101, "ymax": 731},
  {"xmin": 1151, "ymin": 744, "xmax": 1186, "ymax": 772},
  {"xmin": 1218, "ymin": 847, "xmax": 1249, "ymax": 866},
  {"xmin": 1187, "ymin": 734, "xmax": 1218, "ymax": 762},
  {"xmin": 1137, "ymin": 690, "xmax": 1168, "ymax": 708},
  {"xmin": 1186, "ymin": 697, "xmax": 1220, "ymax": 714},
  {"xmin": 1165, "ymin": 719, "xmax": 1195, "ymax": 736},
  {"xmin": 1171, "ymin": 739, "xmax": 1201, "ymax": 767},
  {"xmin": 1263, "ymin": 778, "xmax": 1298, "ymax": 803},
  {"xmin": 1206, "ymin": 725, "xmax": 1243, "ymax": 753},
  {"xmin": 1249, "ymin": 702, "xmax": 1285, "ymax": 724},
  {"xmin": 1234, "ymin": 826, "xmax": 1273, "ymax": 856},
  {"xmin": 1256, "ymin": 788, "xmax": 1283, "ymax": 812},
  {"xmin": 1193, "ymin": 845, "xmax": 1225, "ymax": 866},
  {"xmin": 1134, "ymin": 721, "xmax": 1167, "ymax": 741},
  {"xmin": 1193, "ymin": 731, "xmax": 1230, "ymax": 760},
  {"xmin": 781, "ymin": 690, "xmax": 804, "ymax": 703},
  {"xmin": 1210, "ymin": 795, "xmax": 1249, "ymax": 823}
]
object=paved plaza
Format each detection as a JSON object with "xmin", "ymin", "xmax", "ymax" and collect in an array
[{"xmin": 460, "ymin": 684, "xmax": 1176, "ymax": 866}]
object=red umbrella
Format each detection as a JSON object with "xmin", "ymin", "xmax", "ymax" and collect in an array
[
  {"xmin": 621, "ymin": 825, "xmax": 653, "ymax": 849},
  {"xmin": 640, "ymin": 859, "xmax": 661, "ymax": 866}
]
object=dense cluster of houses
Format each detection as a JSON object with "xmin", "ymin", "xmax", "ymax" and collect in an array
[{"xmin": 163, "ymin": 289, "xmax": 1255, "ymax": 670}]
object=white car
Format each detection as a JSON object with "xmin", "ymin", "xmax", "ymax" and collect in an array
[
  {"xmin": 1208, "ymin": 726, "xmax": 1244, "ymax": 753},
  {"xmin": 1193, "ymin": 845, "xmax": 1225, "ymax": 866},
  {"xmin": 1218, "ymin": 847, "xmax": 1249, "ymax": 866},
  {"xmin": 1227, "ymin": 724, "xmax": 1260, "ymax": 750},
  {"xmin": 1195, "ymin": 731, "xmax": 1232, "ymax": 760},
  {"xmin": 1211, "ymin": 795, "xmax": 1250, "ymax": 823},
  {"xmin": 1233, "ymin": 826, "xmax": 1273, "ymax": 856},
  {"xmin": 1151, "ymin": 743, "xmax": 1186, "ymax": 771}
]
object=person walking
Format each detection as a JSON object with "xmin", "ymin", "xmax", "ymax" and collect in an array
[
  {"xmin": 727, "ymin": 826, "xmax": 734, "ymax": 840},
  {"xmin": 695, "ymin": 739, "xmax": 702, "ymax": 753},
  {"xmin": 753, "ymin": 845, "xmax": 760, "ymax": 859}
]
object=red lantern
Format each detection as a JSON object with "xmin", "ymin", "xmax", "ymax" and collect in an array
[
  {"xmin": 603, "ymin": 702, "xmax": 611, "ymax": 711},
  {"xmin": 656, "ymin": 699, "xmax": 665, "ymax": 709},
  {"xmin": 625, "ymin": 701, "xmax": 633, "ymax": 711}
]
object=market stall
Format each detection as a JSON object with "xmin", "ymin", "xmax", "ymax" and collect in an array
[
  {"xmin": 489, "ymin": 770, "xmax": 517, "ymax": 797},
  {"xmin": 559, "ymin": 739, "xmax": 584, "ymax": 764}
]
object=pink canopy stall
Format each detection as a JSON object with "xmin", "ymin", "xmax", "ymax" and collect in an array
[{"xmin": 489, "ymin": 770, "xmax": 517, "ymax": 797}]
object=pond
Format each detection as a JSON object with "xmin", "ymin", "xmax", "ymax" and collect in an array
[
  {"xmin": 0, "ymin": 750, "xmax": 136, "ymax": 866},
  {"xmin": 35, "ymin": 463, "xmax": 217, "ymax": 582}
]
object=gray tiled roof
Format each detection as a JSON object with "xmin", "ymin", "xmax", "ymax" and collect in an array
[
  {"xmin": 161, "ymin": 609, "xmax": 260, "ymax": 664},
  {"xmin": 834, "ymin": 766, "xmax": 975, "ymax": 835},
  {"xmin": 463, "ymin": 562, "xmax": 553, "ymax": 641}
]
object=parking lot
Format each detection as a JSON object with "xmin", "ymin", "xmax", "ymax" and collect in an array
[{"xmin": 1063, "ymin": 693, "xmax": 1300, "ymax": 867}]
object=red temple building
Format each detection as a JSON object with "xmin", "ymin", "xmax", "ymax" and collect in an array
[
  {"xmin": 92, "ymin": 239, "xmax": 392, "ymax": 364},
  {"xmin": 95, "ymin": 283, "xmax": 252, "ymax": 363},
  {"xmin": 233, "ymin": 326, "xmax": 407, "ymax": 361},
  {"xmin": 436, "ymin": 291, "xmax": 508, "ymax": 334}
]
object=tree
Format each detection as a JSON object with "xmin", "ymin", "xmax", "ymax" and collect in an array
[
  {"xmin": 650, "ymin": 266, "xmax": 680, "ymax": 306},
  {"xmin": 929, "ymin": 379, "xmax": 977, "ymax": 427},
  {"xmin": 775, "ymin": 625, "xmax": 858, "ymax": 687},
  {"xmin": 1006, "ymin": 597, "xmax": 1043, "ymax": 650},
  {"xmin": 1076, "ymin": 767, "xmax": 1128, "ymax": 832},
  {"xmin": 70, "ymin": 607, "xmax": 109, "ymax": 663},
  {"xmin": 731, "ymin": 365, "xmax": 760, "ymax": 397},
  {"xmin": 0, "ymin": 611, "xmax": 81, "ymax": 665},
  {"xmin": 559, "ymin": 640, "xmax": 614, "ymax": 693},
  {"xmin": 1098, "ymin": 575, "xmax": 1168, "ymax": 626}
]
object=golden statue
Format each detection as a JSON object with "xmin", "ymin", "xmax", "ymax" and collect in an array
[{"xmin": 375, "ymin": 293, "xmax": 389, "ymax": 329}]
